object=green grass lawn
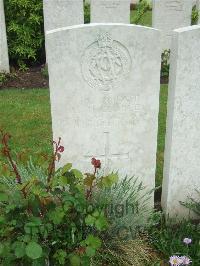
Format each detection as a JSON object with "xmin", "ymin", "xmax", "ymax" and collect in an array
[
  {"xmin": 0, "ymin": 85, "xmax": 168, "ymax": 186},
  {"xmin": 0, "ymin": 89, "xmax": 53, "ymax": 156}
]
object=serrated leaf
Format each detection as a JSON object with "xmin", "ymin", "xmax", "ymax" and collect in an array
[{"xmin": 25, "ymin": 242, "xmax": 42, "ymax": 260}]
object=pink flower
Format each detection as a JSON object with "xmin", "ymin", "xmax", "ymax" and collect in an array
[
  {"xmin": 183, "ymin": 238, "xmax": 192, "ymax": 245},
  {"xmin": 169, "ymin": 255, "xmax": 182, "ymax": 266},
  {"xmin": 180, "ymin": 256, "xmax": 192, "ymax": 265}
]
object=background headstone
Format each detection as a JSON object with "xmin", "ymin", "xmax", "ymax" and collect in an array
[
  {"xmin": 43, "ymin": 0, "xmax": 84, "ymax": 62},
  {"xmin": 43, "ymin": 0, "xmax": 84, "ymax": 32},
  {"xmin": 162, "ymin": 25, "xmax": 200, "ymax": 218},
  {"xmin": 90, "ymin": 0, "xmax": 131, "ymax": 23},
  {"xmin": 0, "ymin": 0, "xmax": 9, "ymax": 73},
  {"xmin": 152, "ymin": 0, "xmax": 193, "ymax": 50},
  {"xmin": 46, "ymin": 24, "xmax": 161, "ymax": 206}
]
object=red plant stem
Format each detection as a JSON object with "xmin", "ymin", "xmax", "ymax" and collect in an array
[
  {"xmin": 47, "ymin": 138, "xmax": 61, "ymax": 188},
  {"xmin": 0, "ymin": 132, "xmax": 28, "ymax": 198},
  {"xmin": 1, "ymin": 133, "xmax": 22, "ymax": 184},
  {"xmin": 86, "ymin": 167, "xmax": 97, "ymax": 200}
]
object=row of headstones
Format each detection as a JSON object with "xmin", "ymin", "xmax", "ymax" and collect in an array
[
  {"xmin": 1, "ymin": 0, "xmax": 200, "ymax": 72},
  {"xmin": 44, "ymin": 0, "xmax": 200, "ymax": 50},
  {"xmin": 45, "ymin": 1, "xmax": 200, "ymax": 219},
  {"xmin": 1, "ymin": 0, "xmax": 200, "ymax": 219}
]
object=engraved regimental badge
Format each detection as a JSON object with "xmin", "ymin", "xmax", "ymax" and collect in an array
[{"xmin": 81, "ymin": 32, "xmax": 132, "ymax": 91}]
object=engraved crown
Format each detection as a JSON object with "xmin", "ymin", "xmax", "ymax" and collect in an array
[{"xmin": 97, "ymin": 32, "xmax": 113, "ymax": 48}]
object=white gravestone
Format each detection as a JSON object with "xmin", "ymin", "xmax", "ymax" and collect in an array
[
  {"xmin": 152, "ymin": 0, "xmax": 193, "ymax": 50},
  {"xmin": 46, "ymin": 24, "xmax": 161, "ymax": 206},
  {"xmin": 43, "ymin": 0, "xmax": 84, "ymax": 32},
  {"xmin": 91, "ymin": 0, "xmax": 131, "ymax": 23},
  {"xmin": 43, "ymin": 0, "xmax": 84, "ymax": 62},
  {"xmin": 0, "ymin": 0, "xmax": 9, "ymax": 73},
  {"xmin": 162, "ymin": 25, "xmax": 200, "ymax": 219}
]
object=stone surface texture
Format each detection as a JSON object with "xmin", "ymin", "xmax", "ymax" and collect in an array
[
  {"xmin": 91, "ymin": 0, "xmax": 131, "ymax": 23},
  {"xmin": 43, "ymin": 0, "xmax": 84, "ymax": 32},
  {"xmin": 152, "ymin": 0, "xmax": 193, "ymax": 50},
  {"xmin": 46, "ymin": 24, "xmax": 161, "ymax": 206},
  {"xmin": 0, "ymin": 0, "xmax": 9, "ymax": 72},
  {"xmin": 162, "ymin": 25, "xmax": 200, "ymax": 218}
]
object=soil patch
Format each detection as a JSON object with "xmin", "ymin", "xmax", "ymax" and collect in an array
[{"xmin": 0, "ymin": 65, "xmax": 49, "ymax": 90}]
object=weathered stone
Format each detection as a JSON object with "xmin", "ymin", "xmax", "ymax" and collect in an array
[
  {"xmin": 46, "ymin": 24, "xmax": 161, "ymax": 206},
  {"xmin": 43, "ymin": 0, "xmax": 84, "ymax": 62},
  {"xmin": 0, "ymin": 0, "xmax": 9, "ymax": 72},
  {"xmin": 152, "ymin": 0, "xmax": 193, "ymax": 50},
  {"xmin": 43, "ymin": 0, "xmax": 84, "ymax": 32},
  {"xmin": 90, "ymin": 0, "xmax": 131, "ymax": 23},
  {"xmin": 162, "ymin": 25, "xmax": 200, "ymax": 218}
]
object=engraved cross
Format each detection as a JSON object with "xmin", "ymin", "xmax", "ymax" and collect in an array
[{"xmin": 84, "ymin": 132, "xmax": 129, "ymax": 174}]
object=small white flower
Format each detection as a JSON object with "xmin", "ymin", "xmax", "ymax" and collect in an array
[
  {"xmin": 180, "ymin": 256, "xmax": 192, "ymax": 265},
  {"xmin": 183, "ymin": 238, "xmax": 192, "ymax": 245},
  {"xmin": 169, "ymin": 255, "xmax": 182, "ymax": 266}
]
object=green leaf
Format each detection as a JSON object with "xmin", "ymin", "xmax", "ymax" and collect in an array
[
  {"xmin": 71, "ymin": 169, "xmax": 83, "ymax": 179},
  {"xmin": 61, "ymin": 163, "xmax": 72, "ymax": 174},
  {"xmin": 0, "ymin": 192, "xmax": 8, "ymax": 202},
  {"xmin": 49, "ymin": 207, "xmax": 65, "ymax": 225},
  {"xmin": 69, "ymin": 254, "xmax": 81, "ymax": 266},
  {"xmin": 85, "ymin": 246, "xmax": 96, "ymax": 257},
  {"xmin": 14, "ymin": 241, "xmax": 25, "ymax": 258},
  {"xmin": 84, "ymin": 174, "xmax": 95, "ymax": 187},
  {"xmin": 95, "ymin": 215, "xmax": 108, "ymax": 231},
  {"xmin": 85, "ymin": 215, "xmax": 96, "ymax": 226},
  {"xmin": 60, "ymin": 176, "xmax": 69, "ymax": 186},
  {"xmin": 25, "ymin": 242, "xmax": 42, "ymax": 260},
  {"xmin": 85, "ymin": 235, "xmax": 101, "ymax": 249},
  {"xmin": 101, "ymin": 173, "xmax": 119, "ymax": 187}
]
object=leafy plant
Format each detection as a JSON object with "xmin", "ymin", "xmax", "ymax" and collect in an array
[
  {"xmin": 41, "ymin": 65, "xmax": 49, "ymax": 79},
  {"xmin": 132, "ymin": 0, "xmax": 150, "ymax": 25},
  {"xmin": 149, "ymin": 216, "xmax": 200, "ymax": 266},
  {"xmin": 161, "ymin": 50, "xmax": 170, "ymax": 78},
  {"xmin": 0, "ymin": 73, "xmax": 8, "ymax": 87},
  {"xmin": 0, "ymin": 71, "xmax": 17, "ymax": 87},
  {"xmin": 92, "ymin": 176, "xmax": 158, "ymax": 241},
  {"xmin": 191, "ymin": 5, "xmax": 199, "ymax": 25},
  {"xmin": 181, "ymin": 190, "xmax": 200, "ymax": 217},
  {"xmin": 90, "ymin": 172, "xmax": 160, "ymax": 265},
  {"xmin": 4, "ymin": 0, "xmax": 45, "ymax": 68},
  {"xmin": 84, "ymin": 1, "xmax": 90, "ymax": 24},
  {"xmin": 0, "ymin": 131, "xmax": 119, "ymax": 265}
]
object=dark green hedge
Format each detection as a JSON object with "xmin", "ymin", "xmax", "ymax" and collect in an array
[{"xmin": 4, "ymin": 0, "xmax": 45, "ymax": 69}]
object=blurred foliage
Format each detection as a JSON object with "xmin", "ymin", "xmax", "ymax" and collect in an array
[{"xmin": 4, "ymin": 0, "xmax": 45, "ymax": 69}]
